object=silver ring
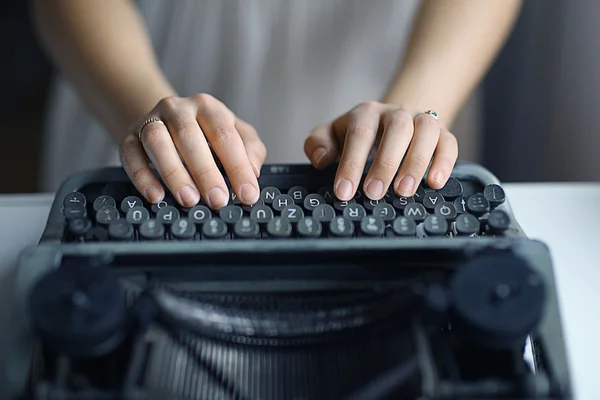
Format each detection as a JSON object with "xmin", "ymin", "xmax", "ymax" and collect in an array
[
  {"xmin": 137, "ymin": 118, "xmax": 165, "ymax": 140},
  {"xmin": 424, "ymin": 110, "xmax": 439, "ymax": 120}
]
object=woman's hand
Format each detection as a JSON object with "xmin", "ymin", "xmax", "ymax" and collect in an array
[
  {"xmin": 120, "ymin": 94, "xmax": 266, "ymax": 209},
  {"xmin": 304, "ymin": 102, "xmax": 459, "ymax": 201}
]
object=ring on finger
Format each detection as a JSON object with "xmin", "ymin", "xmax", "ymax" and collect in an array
[
  {"xmin": 137, "ymin": 118, "xmax": 166, "ymax": 141},
  {"xmin": 424, "ymin": 110, "xmax": 439, "ymax": 120}
]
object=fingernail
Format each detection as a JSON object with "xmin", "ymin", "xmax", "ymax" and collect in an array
[
  {"xmin": 312, "ymin": 147, "xmax": 327, "ymax": 167},
  {"xmin": 179, "ymin": 186, "xmax": 200, "ymax": 207},
  {"xmin": 145, "ymin": 185, "xmax": 163, "ymax": 203},
  {"xmin": 206, "ymin": 187, "xmax": 229, "ymax": 209},
  {"xmin": 335, "ymin": 179, "xmax": 353, "ymax": 201},
  {"xmin": 432, "ymin": 171, "xmax": 444, "ymax": 185},
  {"xmin": 396, "ymin": 175, "xmax": 415, "ymax": 196},
  {"xmin": 365, "ymin": 179, "xmax": 384, "ymax": 199},
  {"xmin": 240, "ymin": 183, "xmax": 259, "ymax": 204}
]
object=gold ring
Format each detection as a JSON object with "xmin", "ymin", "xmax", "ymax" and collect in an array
[{"xmin": 137, "ymin": 118, "xmax": 165, "ymax": 141}]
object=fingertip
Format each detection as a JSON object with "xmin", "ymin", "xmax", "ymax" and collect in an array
[
  {"xmin": 144, "ymin": 184, "xmax": 164, "ymax": 204},
  {"xmin": 428, "ymin": 171, "xmax": 447, "ymax": 190}
]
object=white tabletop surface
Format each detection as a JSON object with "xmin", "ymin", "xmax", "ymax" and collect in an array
[{"xmin": 0, "ymin": 184, "xmax": 598, "ymax": 400}]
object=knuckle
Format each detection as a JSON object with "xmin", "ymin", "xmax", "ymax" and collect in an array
[
  {"xmin": 142, "ymin": 124, "xmax": 166, "ymax": 146},
  {"xmin": 354, "ymin": 101, "xmax": 380, "ymax": 113},
  {"xmin": 227, "ymin": 162, "xmax": 250, "ymax": 179},
  {"xmin": 129, "ymin": 167, "xmax": 148, "ymax": 186},
  {"xmin": 158, "ymin": 95, "xmax": 180, "ymax": 112},
  {"xmin": 348, "ymin": 121, "xmax": 376, "ymax": 140},
  {"xmin": 385, "ymin": 110, "xmax": 413, "ymax": 131},
  {"xmin": 415, "ymin": 113, "xmax": 439, "ymax": 128},
  {"xmin": 212, "ymin": 126, "xmax": 238, "ymax": 147},
  {"xmin": 170, "ymin": 119, "xmax": 199, "ymax": 141},
  {"xmin": 191, "ymin": 164, "xmax": 217, "ymax": 182},
  {"xmin": 161, "ymin": 166, "xmax": 182, "ymax": 183},
  {"xmin": 375, "ymin": 157, "xmax": 398, "ymax": 171},
  {"xmin": 192, "ymin": 92, "xmax": 217, "ymax": 108},
  {"xmin": 339, "ymin": 157, "xmax": 362, "ymax": 175}
]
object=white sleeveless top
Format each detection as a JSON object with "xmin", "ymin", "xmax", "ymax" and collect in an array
[{"xmin": 40, "ymin": 0, "xmax": 420, "ymax": 191}]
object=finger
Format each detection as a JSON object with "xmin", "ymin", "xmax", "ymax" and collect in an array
[
  {"xmin": 162, "ymin": 101, "xmax": 230, "ymax": 210},
  {"xmin": 394, "ymin": 112, "xmax": 441, "ymax": 197},
  {"xmin": 139, "ymin": 118, "xmax": 201, "ymax": 207},
  {"xmin": 363, "ymin": 110, "xmax": 414, "ymax": 200},
  {"xmin": 427, "ymin": 128, "xmax": 458, "ymax": 189},
  {"xmin": 120, "ymin": 134, "xmax": 165, "ymax": 203},
  {"xmin": 334, "ymin": 102, "xmax": 381, "ymax": 201},
  {"xmin": 195, "ymin": 94, "xmax": 260, "ymax": 205},
  {"xmin": 236, "ymin": 118, "xmax": 267, "ymax": 177},
  {"xmin": 304, "ymin": 123, "xmax": 340, "ymax": 168}
]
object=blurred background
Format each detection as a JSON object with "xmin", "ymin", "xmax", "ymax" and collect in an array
[{"xmin": 0, "ymin": 0, "xmax": 598, "ymax": 194}]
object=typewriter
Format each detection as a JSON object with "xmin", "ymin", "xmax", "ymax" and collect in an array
[{"xmin": 5, "ymin": 161, "xmax": 572, "ymax": 399}]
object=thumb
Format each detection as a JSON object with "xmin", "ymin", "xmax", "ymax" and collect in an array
[{"xmin": 304, "ymin": 123, "xmax": 340, "ymax": 169}]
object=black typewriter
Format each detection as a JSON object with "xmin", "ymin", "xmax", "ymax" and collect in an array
[{"xmin": 5, "ymin": 162, "xmax": 573, "ymax": 399}]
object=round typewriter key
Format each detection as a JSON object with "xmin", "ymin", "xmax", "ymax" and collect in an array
[
  {"xmin": 453, "ymin": 196, "xmax": 469, "ymax": 214},
  {"xmin": 450, "ymin": 253, "xmax": 546, "ymax": 350},
  {"xmin": 150, "ymin": 197, "xmax": 175, "ymax": 214},
  {"xmin": 234, "ymin": 217, "xmax": 260, "ymax": 239},
  {"xmin": 156, "ymin": 206, "xmax": 180, "ymax": 225},
  {"xmin": 63, "ymin": 204, "xmax": 87, "ymax": 220},
  {"xmin": 68, "ymin": 217, "xmax": 92, "ymax": 238},
  {"xmin": 483, "ymin": 184, "xmax": 506, "ymax": 208},
  {"xmin": 363, "ymin": 197, "xmax": 386, "ymax": 211},
  {"xmin": 303, "ymin": 194, "xmax": 326, "ymax": 211},
  {"xmin": 360, "ymin": 216, "xmax": 384, "ymax": 237},
  {"xmin": 267, "ymin": 217, "xmax": 292, "ymax": 238},
  {"xmin": 343, "ymin": 203, "xmax": 366, "ymax": 222},
  {"xmin": 126, "ymin": 206, "xmax": 150, "ymax": 226},
  {"xmin": 434, "ymin": 202, "xmax": 457, "ymax": 220},
  {"xmin": 455, "ymin": 213, "xmax": 480, "ymax": 236},
  {"xmin": 487, "ymin": 209, "xmax": 511, "ymax": 234},
  {"xmin": 29, "ymin": 264, "xmax": 127, "ymax": 358},
  {"xmin": 329, "ymin": 216, "xmax": 354, "ymax": 237},
  {"xmin": 333, "ymin": 198, "xmax": 356, "ymax": 212},
  {"xmin": 95, "ymin": 205, "xmax": 120, "ymax": 225},
  {"xmin": 437, "ymin": 177, "xmax": 463, "ymax": 200},
  {"xmin": 219, "ymin": 205, "xmax": 244, "ymax": 225},
  {"xmin": 423, "ymin": 192, "xmax": 445, "ymax": 212},
  {"xmin": 242, "ymin": 197, "xmax": 264, "ymax": 212},
  {"xmin": 202, "ymin": 218, "xmax": 228, "ymax": 239},
  {"xmin": 250, "ymin": 205, "xmax": 274, "ymax": 225},
  {"xmin": 171, "ymin": 218, "xmax": 196, "ymax": 240},
  {"xmin": 372, "ymin": 203, "xmax": 396, "ymax": 221},
  {"xmin": 403, "ymin": 203, "xmax": 426, "ymax": 222},
  {"xmin": 281, "ymin": 205, "xmax": 304, "ymax": 223},
  {"xmin": 93, "ymin": 195, "xmax": 116, "ymax": 212},
  {"xmin": 139, "ymin": 219, "xmax": 165, "ymax": 240},
  {"xmin": 312, "ymin": 204, "xmax": 336, "ymax": 223},
  {"xmin": 287, "ymin": 186, "xmax": 309, "ymax": 204},
  {"xmin": 297, "ymin": 217, "xmax": 322, "ymax": 238},
  {"xmin": 392, "ymin": 216, "xmax": 416, "ymax": 237},
  {"xmin": 189, "ymin": 205, "xmax": 212, "ymax": 225},
  {"xmin": 260, "ymin": 186, "xmax": 281, "ymax": 204},
  {"xmin": 120, "ymin": 196, "xmax": 144, "ymax": 213},
  {"xmin": 392, "ymin": 195, "xmax": 414, "ymax": 211},
  {"xmin": 108, "ymin": 220, "xmax": 134, "ymax": 241},
  {"xmin": 84, "ymin": 226, "xmax": 108, "ymax": 242},
  {"xmin": 423, "ymin": 215, "xmax": 448, "ymax": 236},
  {"xmin": 63, "ymin": 191, "xmax": 86, "ymax": 208},
  {"xmin": 467, "ymin": 193, "xmax": 490, "ymax": 216},
  {"xmin": 272, "ymin": 194, "xmax": 294, "ymax": 213}
]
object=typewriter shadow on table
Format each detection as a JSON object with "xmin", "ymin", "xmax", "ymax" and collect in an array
[{"xmin": 5, "ymin": 238, "xmax": 572, "ymax": 400}]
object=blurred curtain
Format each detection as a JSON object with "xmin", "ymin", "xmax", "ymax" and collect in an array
[{"xmin": 483, "ymin": 0, "xmax": 600, "ymax": 182}]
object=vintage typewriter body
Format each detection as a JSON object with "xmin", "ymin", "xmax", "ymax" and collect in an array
[{"xmin": 5, "ymin": 162, "xmax": 573, "ymax": 399}]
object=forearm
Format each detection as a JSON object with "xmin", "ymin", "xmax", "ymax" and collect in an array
[
  {"xmin": 384, "ymin": 0, "xmax": 522, "ymax": 125},
  {"xmin": 33, "ymin": 0, "xmax": 176, "ymax": 142}
]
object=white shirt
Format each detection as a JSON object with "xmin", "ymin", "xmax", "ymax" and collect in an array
[{"xmin": 41, "ymin": 0, "xmax": 420, "ymax": 191}]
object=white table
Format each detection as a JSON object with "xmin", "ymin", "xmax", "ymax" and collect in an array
[{"xmin": 0, "ymin": 184, "xmax": 598, "ymax": 400}]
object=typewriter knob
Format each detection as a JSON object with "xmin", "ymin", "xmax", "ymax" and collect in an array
[
  {"xmin": 449, "ymin": 252, "xmax": 546, "ymax": 350},
  {"xmin": 29, "ymin": 264, "xmax": 127, "ymax": 358}
]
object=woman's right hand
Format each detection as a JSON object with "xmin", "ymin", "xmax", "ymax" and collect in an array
[{"xmin": 119, "ymin": 94, "xmax": 266, "ymax": 210}]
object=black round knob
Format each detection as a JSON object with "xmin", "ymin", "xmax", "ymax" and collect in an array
[
  {"xmin": 29, "ymin": 265, "xmax": 127, "ymax": 358},
  {"xmin": 450, "ymin": 252, "xmax": 546, "ymax": 350}
]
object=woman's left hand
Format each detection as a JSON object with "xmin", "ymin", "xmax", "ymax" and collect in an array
[{"xmin": 304, "ymin": 102, "xmax": 459, "ymax": 201}]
